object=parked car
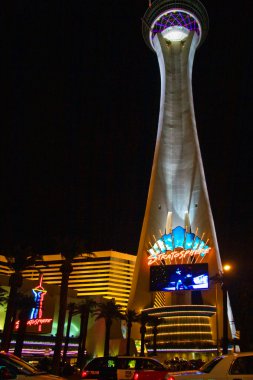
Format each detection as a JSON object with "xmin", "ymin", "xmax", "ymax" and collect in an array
[
  {"xmin": 0, "ymin": 352, "xmax": 65, "ymax": 380},
  {"xmin": 80, "ymin": 356, "xmax": 169, "ymax": 380},
  {"xmin": 165, "ymin": 352, "xmax": 253, "ymax": 380}
]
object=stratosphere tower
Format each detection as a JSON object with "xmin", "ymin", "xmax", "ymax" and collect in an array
[{"xmin": 128, "ymin": 0, "xmax": 235, "ymax": 355}]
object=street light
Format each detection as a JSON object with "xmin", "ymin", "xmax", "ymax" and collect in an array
[
  {"xmin": 211, "ymin": 264, "xmax": 232, "ymax": 355},
  {"xmin": 223, "ymin": 264, "xmax": 231, "ymax": 272},
  {"xmin": 222, "ymin": 264, "xmax": 231, "ymax": 355}
]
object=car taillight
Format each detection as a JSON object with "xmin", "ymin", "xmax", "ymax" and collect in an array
[
  {"xmin": 133, "ymin": 373, "xmax": 139, "ymax": 380},
  {"xmin": 80, "ymin": 370, "xmax": 88, "ymax": 378},
  {"xmin": 167, "ymin": 377, "xmax": 175, "ymax": 380}
]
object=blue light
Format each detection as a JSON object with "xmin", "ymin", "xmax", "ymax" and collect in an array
[
  {"xmin": 185, "ymin": 232, "xmax": 195, "ymax": 249},
  {"xmin": 156, "ymin": 238, "xmax": 167, "ymax": 253},
  {"xmin": 192, "ymin": 236, "xmax": 201, "ymax": 249},
  {"xmin": 163, "ymin": 234, "xmax": 174, "ymax": 250},
  {"xmin": 148, "ymin": 226, "xmax": 209, "ymax": 253},
  {"xmin": 153, "ymin": 242, "xmax": 161, "ymax": 253},
  {"xmin": 172, "ymin": 226, "xmax": 185, "ymax": 248}
]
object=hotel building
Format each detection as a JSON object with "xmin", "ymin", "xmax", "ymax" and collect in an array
[{"xmin": 0, "ymin": 251, "xmax": 136, "ymax": 357}]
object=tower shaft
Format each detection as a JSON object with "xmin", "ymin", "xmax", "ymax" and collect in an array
[{"xmin": 129, "ymin": 31, "xmax": 221, "ymax": 310}]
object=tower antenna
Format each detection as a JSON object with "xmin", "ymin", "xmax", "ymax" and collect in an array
[{"xmin": 148, "ymin": 0, "xmax": 152, "ymax": 8}]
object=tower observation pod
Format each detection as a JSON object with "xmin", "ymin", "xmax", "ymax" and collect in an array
[{"xmin": 128, "ymin": 0, "xmax": 235, "ymax": 357}]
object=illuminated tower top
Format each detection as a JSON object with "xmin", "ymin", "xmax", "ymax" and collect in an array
[{"xmin": 142, "ymin": 0, "xmax": 209, "ymax": 50}]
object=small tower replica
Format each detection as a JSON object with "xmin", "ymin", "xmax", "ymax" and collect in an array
[{"xmin": 128, "ymin": 0, "xmax": 234, "ymax": 357}]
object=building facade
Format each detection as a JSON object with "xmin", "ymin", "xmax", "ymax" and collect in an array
[
  {"xmin": 0, "ymin": 251, "xmax": 136, "ymax": 358},
  {"xmin": 0, "ymin": 250, "xmax": 135, "ymax": 312}
]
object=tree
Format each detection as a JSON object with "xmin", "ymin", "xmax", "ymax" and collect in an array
[
  {"xmin": 14, "ymin": 292, "xmax": 36, "ymax": 357},
  {"xmin": 76, "ymin": 298, "xmax": 97, "ymax": 368},
  {"xmin": 123, "ymin": 309, "xmax": 139, "ymax": 356},
  {"xmin": 93, "ymin": 298, "xmax": 123, "ymax": 356},
  {"xmin": 136, "ymin": 312, "xmax": 159, "ymax": 356},
  {"xmin": 1, "ymin": 245, "xmax": 39, "ymax": 352},
  {"xmin": 0, "ymin": 287, "xmax": 8, "ymax": 306},
  {"xmin": 148, "ymin": 316, "xmax": 164, "ymax": 356},
  {"xmin": 139, "ymin": 312, "xmax": 149, "ymax": 357},
  {"xmin": 51, "ymin": 237, "xmax": 94, "ymax": 375},
  {"xmin": 62, "ymin": 302, "xmax": 77, "ymax": 365}
]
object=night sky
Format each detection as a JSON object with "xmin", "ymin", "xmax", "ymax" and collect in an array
[{"xmin": 0, "ymin": 0, "xmax": 252, "ymax": 278}]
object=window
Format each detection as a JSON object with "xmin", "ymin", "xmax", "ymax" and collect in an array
[
  {"xmin": 86, "ymin": 358, "xmax": 104, "ymax": 370},
  {"xmin": 118, "ymin": 359, "xmax": 137, "ymax": 369},
  {"xmin": 200, "ymin": 357, "xmax": 223, "ymax": 373},
  {"xmin": 230, "ymin": 357, "xmax": 253, "ymax": 375},
  {"xmin": 0, "ymin": 355, "xmax": 39, "ymax": 376},
  {"xmin": 139, "ymin": 359, "xmax": 165, "ymax": 370}
]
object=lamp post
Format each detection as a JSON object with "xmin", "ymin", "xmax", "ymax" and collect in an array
[
  {"xmin": 211, "ymin": 264, "xmax": 231, "ymax": 356},
  {"xmin": 215, "ymin": 282, "xmax": 220, "ymax": 355},
  {"xmin": 222, "ymin": 264, "xmax": 231, "ymax": 355},
  {"xmin": 222, "ymin": 275, "xmax": 228, "ymax": 354}
]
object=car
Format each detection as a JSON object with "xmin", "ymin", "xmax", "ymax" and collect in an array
[
  {"xmin": 80, "ymin": 356, "xmax": 169, "ymax": 380},
  {"xmin": 0, "ymin": 352, "xmax": 65, "ymax": 380},
  {"xmin": 165, "ymin": 352, "xmax": 253, "ymax": 380}
]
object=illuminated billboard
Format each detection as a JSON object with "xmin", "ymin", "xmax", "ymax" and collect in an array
[
  {"xmin": 14, "ymin": 275, "xmax": 53, "ymax": 334},
  {"xmin": 150, "ymin": 263, "xmax": 209, "ymax": 292}
]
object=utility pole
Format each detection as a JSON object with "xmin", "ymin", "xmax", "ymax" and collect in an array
[{"xmin": 222, "ymin": 277, "xmax": 228, "ymax": 355}]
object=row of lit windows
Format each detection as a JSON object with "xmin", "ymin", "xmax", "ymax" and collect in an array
[
  {"xmin": 22, "ymin": 265, "xmax": 134, "ymax": 276},
  {"xmin": 146, "ymin": 326, "xmax": 211, "ymax": 334},
  {"xmin": 146, "ymin": 331, "xmax": 213, "ymax": 338}
]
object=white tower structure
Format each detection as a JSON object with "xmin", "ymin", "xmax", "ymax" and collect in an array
[{"xmin": 129, "ymin": 0, "xmax": 235, "ymax": 355}]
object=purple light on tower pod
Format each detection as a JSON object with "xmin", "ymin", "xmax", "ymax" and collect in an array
[
  {"xmin": 142, "ymin": 0, "xmax": 209, "ymax": 51},
  {"xmin": 150, "ymin": 9, "xmax": 201, "ymax": 44}
]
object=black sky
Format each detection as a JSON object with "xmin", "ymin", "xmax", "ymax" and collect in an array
[{"xmin": 0, "ymin": 0, "xmax": 252, "ymax": 275}]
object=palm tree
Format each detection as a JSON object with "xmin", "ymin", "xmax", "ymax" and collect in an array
[
  {"xmin": 123, "ymin": 309, "xmax": 139, "ymax": 356},
  {"xmin": 76, "ymin": 298, "xmax": 97, "ymax": 368},
  {"xmin": 51, "ymin": 237, "xmax": 94, "ymax": 375},
  {"xmin": 1, "ymin": 245, "xmax": 39, "ymax": 352},
  {"xmin": 0, "ymin": 287, "xmax": 8, "ymax": 306},
  {"xmin": 139, "ymin": 312, "xmax": 149, "ymax": 357},
  {"xmin": 62, "ymin": 302, "xmax": 77, "ymax": 365},
  {"xmin": 14, "ymin": 292, "xmax": 36, "ymax": 357},
  {"xmin": 148, "ymin": 316, "xmax": 164, "ymax": 356},
  {"xmin": 93, "ymin": 298, "xmax": 123, "ymax": 357}
]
